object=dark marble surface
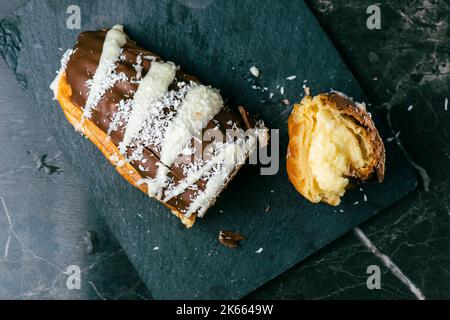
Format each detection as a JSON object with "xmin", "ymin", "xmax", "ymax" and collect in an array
[
  {"xmin": 0, "ymin": 0, "xmax": 448, "ymax": 299},
  {"xmin": 0, "ymin": 0, "xmax": 151, "ymax": 300}
]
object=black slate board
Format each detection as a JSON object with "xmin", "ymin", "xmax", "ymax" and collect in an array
[{"xmin": 0, "ymin": 0, "xmax": 417, "ymax": 299}]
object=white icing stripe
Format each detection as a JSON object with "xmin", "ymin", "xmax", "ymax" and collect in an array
[
  {"xmin": 136, "ymin": 176, "xmax": 164, "ymax": 198},
  {"xmin": 159, "ymin": 85, "xmax": 223, "ymax": 168},
  {"xmin": 83, "ymin": 25, "xmax": 127, "ymax": 120},
  {"xmin": 120, "ymin": 61, "xmax": 177, "ymax": 153},
  {"xmin": 149, "ymin": 164, "xmax": 170, "ymax": 199},
  {"xmin": 163, "ymin": 146, "xmax": 230, "ymax": 202},
  {"xmin": 149, "ymin": 85, "xmax": 223, "ymax": 198},
  {"xmin": 165, "ymin": 123, "xmax": 263, "ymax": 205},
  {"xmin": 184, "ymin": 138, "xmax": 255, "ymax": 218},
  {"xmin": 50, "ymin": 48, "xmax": 75, "ymax": 99},
  {"xmin": 184, "ymin": 143, "xmax": 243, "ymax": 217}
]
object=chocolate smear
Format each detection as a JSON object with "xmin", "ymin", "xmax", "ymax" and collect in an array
[{"xmin": 219, "ymin": 230, "xmax": 246, "ymax": 248}]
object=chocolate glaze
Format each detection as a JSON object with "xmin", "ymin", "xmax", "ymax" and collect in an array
[
  {"xmin": 329, "ymin": 93, "xmax": 385, "ymax": 182},
  {"xmin": 218, "ymin": 230, "xmax": 246, "ymax": 248},
  {"xmin": 65, "ymin": 29, "xmax": 254, "ymax": 214}
]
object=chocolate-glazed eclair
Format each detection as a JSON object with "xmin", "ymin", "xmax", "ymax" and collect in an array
[{"xmin": 51, "ymin": 25, "xmax": 265, "ymax": 227}]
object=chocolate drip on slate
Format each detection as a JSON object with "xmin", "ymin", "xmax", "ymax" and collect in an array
[{"xmin": 218, "ymin": 230, "xmax": 246, "ymax": 248}]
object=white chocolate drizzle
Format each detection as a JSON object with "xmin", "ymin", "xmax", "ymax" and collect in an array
[
  {"xmin": 163, "ymin": 141, "xmax": 237, "ymax": 202},
  {"xmin": 50, "ymin": 48, "xmax": 75, "ymax": 99},
  {"xmin": 82, "ymin": 25, "xmax": 127, "ymax": 121},
  {"xmin": 159, "ymin": 85, "xmax": 223, "ymax": 167},
  {"xmin": 107, "ymin": 99, "xmax": 133, "ymax": 136},
  {"xmin": 120, "ymin": 61, "xmax": 177, "ymax": 154},
  {"xmin": 150, "ymin": 85, "xmax": 223, "ymax": 198},
  {"xmin": 184, "ymin": 138, "xmax": 255, "ymax": 218},
  {"xmin": 135, "ymin": 81, "xmax": 195, "ymax": 151}
]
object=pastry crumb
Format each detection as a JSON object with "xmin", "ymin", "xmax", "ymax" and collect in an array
[{"xmin": 303, "ymin": 84, "xmax": 310, "ymax": 95}]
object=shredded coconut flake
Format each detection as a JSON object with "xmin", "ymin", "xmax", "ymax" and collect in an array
[
  {"xmin": 249, "ymin": 66, "xmax": 260, "ymax": 77},
  {"xmin": 135, "ymin": 81, "xmax": 197, "ymax": 151},
  {"xmin": 83, "ymin": 54, "xmax": 129, "ymax": 119},
  {"xmin": 133, "ymin": 54, "xmax": 143, "ymax": 81},
  {"xmin": 108, "ymin": 98, "xmax": 133, "ymax": 135}
]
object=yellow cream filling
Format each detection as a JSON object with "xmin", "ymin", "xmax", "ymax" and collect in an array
[{"xmin": 308, "ymin": 105, "xmax": 365, "ymax": 198}]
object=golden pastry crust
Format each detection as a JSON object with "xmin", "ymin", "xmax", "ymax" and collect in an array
[
  {"xmin": 287, "ymin": 93, "xmax": 385, "ymax": 206},
  {"xmin": 56, "ymin": 72, "xmax": 196, "ymax": 227}
]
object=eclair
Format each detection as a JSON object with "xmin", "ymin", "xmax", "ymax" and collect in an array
[
  {"xmin": 51, "ymin": 25, "xmax": 264, "ymax": 227},
  {"xmin": 287, "ymin": 92, "xmax": 385, "ymax": 206}
]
